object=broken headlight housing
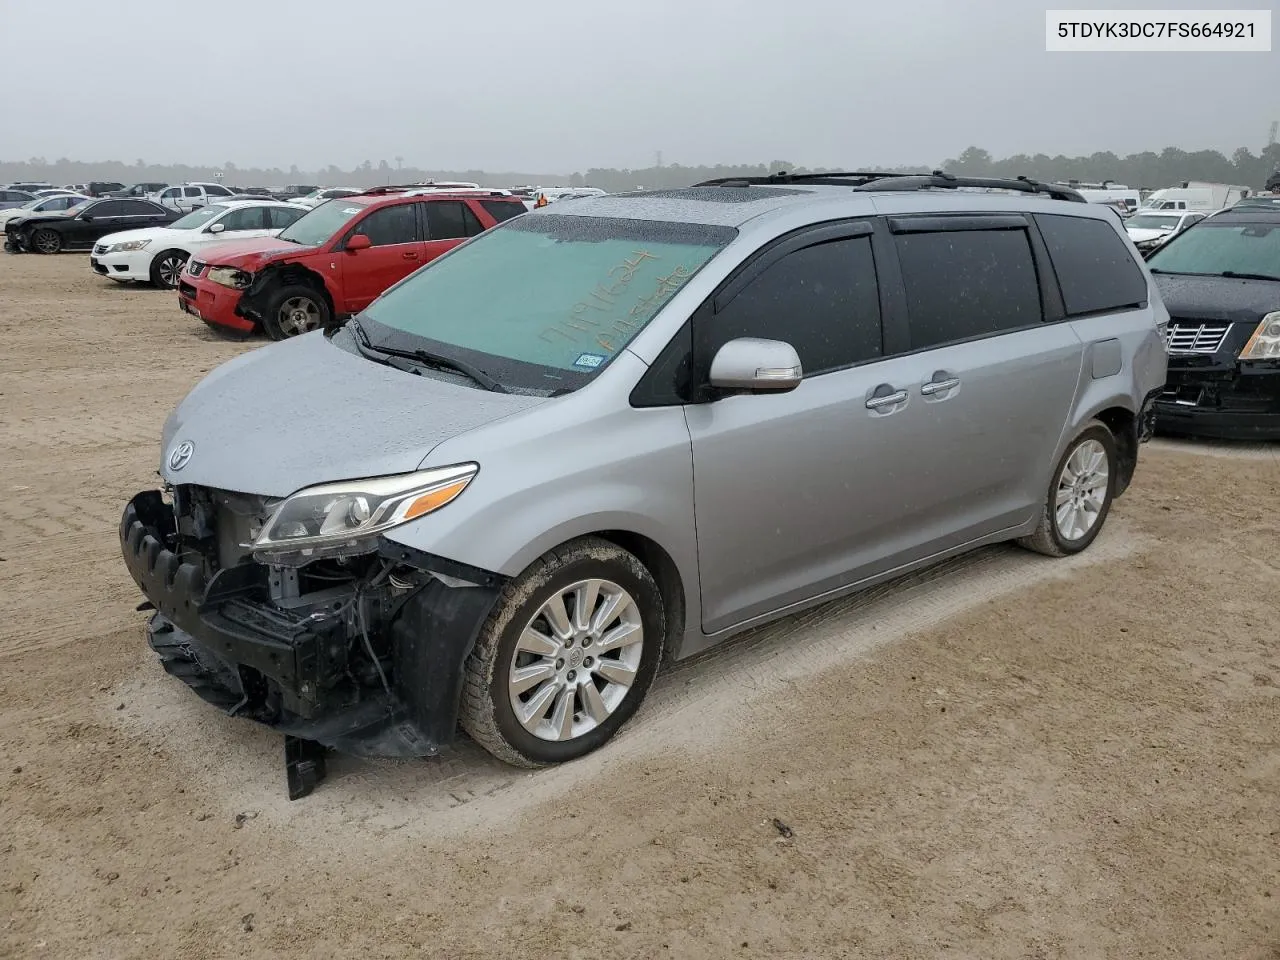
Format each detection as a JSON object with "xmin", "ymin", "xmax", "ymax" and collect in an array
[
  {"xmin": 1240, "ymin": 312, "xmax": 1280, "ymax": 361},
  {"xmin": 207, "ymin": 266, "xmax": 253, "ymax": 289},
  {"xmin": 250, "ymin": 464, "xmax": 478, "ymax": 564}
]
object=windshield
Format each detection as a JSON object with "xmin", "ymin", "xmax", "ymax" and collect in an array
[
  {"xmin": 359, "ymin": 214, "xmax": 736, "ymax": 394},
  {"xmin": 1127, "ymin": 214, "xmax": 1180, "ymax": 230},
  {"xmin": 277, "ymin": 199, "xmax": 368, "ymax": 246},
  {"xmin": 1147, "ymin": 222, "xmax": 1280, "ymax": 278},
  {"xmin": 170, "ymin": 204, "xmax": 229, "ymax": 229}
]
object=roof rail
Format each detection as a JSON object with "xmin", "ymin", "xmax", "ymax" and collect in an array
[
  {"xmin": 852, "ymin": 172, "xmax": 1086, "ymax": 203},
  {"xmin": 355, "ymin": 184, "xmax": 512, "ymax": 197},
  {"xmin": 693, "ymin": 170, "xmax": 1086, "ymax": 203},
  {"xmin": 693, "ymin": 171, "xmax": 908, "ymax": 187}
]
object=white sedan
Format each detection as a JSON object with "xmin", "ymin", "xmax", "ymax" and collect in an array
[
  {"xmin": 89, "ymin": 200, "xmax": 307, "ymax": 288},
  {"xmin": 0, "ymin": 193, "xmax": 90, "ymax": 227}
]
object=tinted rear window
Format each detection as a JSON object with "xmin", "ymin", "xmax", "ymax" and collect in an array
[
  {"xmin": 480, "ymin": 199, "xmax": 526, "ymax": 223},
  {"xmin": 1036, "ymin": 214, "xmax": 1147, "ymax": 316},
  {"xmin": 895, "ymin": 229, "xmax": 1043, "ymax": 350}
]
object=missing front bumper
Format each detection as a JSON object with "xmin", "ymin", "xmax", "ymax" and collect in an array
[{"xmin": 119, "ymin": 490, "xmax": 504, "ymax": 764}]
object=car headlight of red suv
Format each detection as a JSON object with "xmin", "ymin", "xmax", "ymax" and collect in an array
[{"xmin": 207, "ymin": 266, "xmax": 253, "ymax": 289}]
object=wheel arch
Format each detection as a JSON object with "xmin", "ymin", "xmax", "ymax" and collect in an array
[
  {"xmin": 243, "ymin": 262, "xmax": 337, "ymax": 320},
  {"xmin": 1092, "ymin": 406, "xmax": 1139, "ymax": 496},
  {"xmin": 589, "ymin": 530, "xmax": 687, "ymax": 662}
]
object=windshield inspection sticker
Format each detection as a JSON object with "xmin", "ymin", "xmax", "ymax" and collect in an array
[
  {"xmin": 341, "ymin": 207, "xmax": 362, "ymax": 214},
  {"xmin": 573, "ymin": 353, "xmax": 606, "ymax": 369}
]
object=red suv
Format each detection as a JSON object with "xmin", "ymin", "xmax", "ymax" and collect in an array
[{"xmin": 177, "ymin": 188, "xmax": 526, "ymax": 339}]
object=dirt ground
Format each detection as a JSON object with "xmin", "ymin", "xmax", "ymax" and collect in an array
[{"xmin": 2, "ymin": 252, "xmax": 1278, "ymax": 960}]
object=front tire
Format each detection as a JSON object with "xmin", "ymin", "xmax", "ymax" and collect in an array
[
  {"xmin": 460, "ymin": 537, "xmax": 666, "ymax": 767},
  {"xmin": 148, "ymin": 249, "xmax": 188, "ymax": 288},
  {"xmin": 1018, "ymin": 420, "xmax": 1117, "ymax": 557},
  {"xmin": 31, "ymin": 229, "xmax": 62, "ymax": 254},
  {"xmin": 262, "ymin": 284, "xmax": 331, "ymax": 340}
]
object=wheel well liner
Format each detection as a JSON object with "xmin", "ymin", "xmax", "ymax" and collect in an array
[
  {"xmin": 1094, "ymin": 406, "xmax": 1138, "ymax": 496},
  {"xmin": 240, "ymin": 263, "xmax": 335, "ymax": 320},
  {"xmin": 591, "ymin": 530, "xmax": 687, "ymax": 660}
]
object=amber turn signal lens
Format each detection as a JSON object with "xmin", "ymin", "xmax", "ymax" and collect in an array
[{"xmin": 401, "ymin": 477, "xmax": 472, "ymax": 520}]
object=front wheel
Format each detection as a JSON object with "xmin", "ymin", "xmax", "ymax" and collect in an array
[
  {"xmin": 1018, "ymin": 421, "xmax": 1117, "ymax": 557},
  {"xmin": 148, "ymin": 249, "xmax": 188, "ymax": 288},
  {"xmin": 460, "ymin": 538, "xmax": 666, "ymax": 767},
  {"xmin": 31, "ymin": 229, "xmax": 62, "ymax": 254},
  {"xmin": 262, "ymin": 284, "xmax": 331, "ymax": 340}
]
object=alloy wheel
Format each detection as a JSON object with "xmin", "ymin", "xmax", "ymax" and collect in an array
[
  {"xmin": 1054, "ymin": 438, "xmax": 1110, "ymax": 541},
  {"xmin": 277, "ymin": 296, "xmax": 321, "ymax": 336},
  {"xmin": 157, "ymin": 254, "xmax": 186, "ymax": 287},
  {"xmin": 507, "ymin": 578, "xmax": 645, "ymax": 742}
]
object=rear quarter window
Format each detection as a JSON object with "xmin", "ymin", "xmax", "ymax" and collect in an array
[
  {"xmin": 480, "ymin": 199, "xmax": 526, "ymax": 224},
  {"xmin": 1036, "ymin": 215, "xmax": 1148, "ymax": 317}
]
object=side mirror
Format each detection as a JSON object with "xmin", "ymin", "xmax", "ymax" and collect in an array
[
  {"xmin": 80, "ymin": 214, "xmax": 94, "ymax": 221},
  {"xmin": 208, "ymin": 222, "xmax": 225, "ymax": 233},
  {"xmin": 346, "ymin": 233, "xmax": 371, "ymax": 252},
  {"xmin": 708, "ymin": 337, "xmax": 803, "ymax": 393}
]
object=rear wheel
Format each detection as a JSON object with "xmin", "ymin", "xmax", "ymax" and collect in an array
[
  {"xmin": 1018, "ymin": 421, "xmax": 1117, "ymax": 557},
  {"xmin": 148, "ymin": 249, "xmax": 188, "ymax": 288},
  {"xmin": 460, "ymin": 537, "xmax": 666, "ymax": 767},
  {"xmin": 262, "ymin": 284, "xmax": 331, "ymax": 340},
  {"xmin": 31, "ymin": 229, "xmax": 61, "ymax": 254}
]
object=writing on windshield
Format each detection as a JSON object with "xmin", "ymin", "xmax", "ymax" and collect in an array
[{"xmin": 540, "ymin": 250, "xmax": 696, "ymax": 355}]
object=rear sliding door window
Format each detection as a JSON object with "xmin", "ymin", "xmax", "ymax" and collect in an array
[
  {"xmin": 895, "ymin": 228, "xmax": 1042, "ymax": 350},
  {"xmin": 1035, "ymin": 214, "xmax": 1147, "ymax": 316}
]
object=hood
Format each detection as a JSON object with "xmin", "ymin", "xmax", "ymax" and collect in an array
[
  {"xmin": 96, "ymin": 225, "xmax": 192, "ymax": 248},
  {"xmin": 5, "ymin": 212, "xmax": 72, "ymax": 229},
  {"xmin": 194, "ymin": 234, "xmax": 316, "ymax": 269},
  {"xmin": 158, "ymin": 331, "xmax": 547, "ymax": 497},
  {"xmin": 1127, "ymin": 227, "xmax": 1173, "ymax": 243},
  {"xmin": 1153, "ymin": 274, "xmax": 1280, "ymax": 324}
]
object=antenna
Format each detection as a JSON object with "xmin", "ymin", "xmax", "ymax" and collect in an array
[
  {"xmin": 655, "ymin": 150, "xmax": 663, "ymax": 168},
  {"xmin": 1268, "ymin": 120, "xmax": 1278, "ymax": 147}
]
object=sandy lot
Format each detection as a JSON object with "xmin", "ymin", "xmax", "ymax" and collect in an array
[{"xmin": 2, "ymin": 252, "xmax": 1278, "ymax": 960}]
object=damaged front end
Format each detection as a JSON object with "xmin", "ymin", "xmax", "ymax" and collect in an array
[
  {"xmin": 119, "ymin": 483, "xmax": 504, "ymax": 794},
  {"xmin": 3, "ymin": 223, "xmax": 29, "ymax": 253},
  {"xmin": 1155, "ymin": 317, "xmax": 1280, "ymax": 440}
]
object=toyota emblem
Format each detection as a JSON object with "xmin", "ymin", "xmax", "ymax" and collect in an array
[{"xmin": 168, "ymin": 440, "xmax": 195, "ymax": 471}]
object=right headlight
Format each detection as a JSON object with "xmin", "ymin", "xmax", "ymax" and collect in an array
[
  {"xmin": 250, "ymin": 463, "xmax": 479, "ymax": 563},
  {"xmin": 207, "ymin": 266, "xmax": 252, "ymax": 289},
  {"xmin": 1239, "ymin": 311, "xmax": 1280, "ymax": 360}
]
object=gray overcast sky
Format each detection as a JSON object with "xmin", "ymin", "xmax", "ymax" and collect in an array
[{"xmin": 0, "ymin": 0, "xmax": 1275, "ymax": 171}]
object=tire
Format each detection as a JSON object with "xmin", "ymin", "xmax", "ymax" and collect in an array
[
  {"xmin": 148, "ymin": 249, "xmax": 188, "ymax": 289},
  {"xmin": 31, "ymin": 229, "xmax": 62, "ymax": 254},
  {"xmin": 1018, "ymin": 420, "xmax": 1117, "ymax": 558},
  {"xmin": 262, "ymin": 284, "xmax": 331, "ymax": 340},
  {"xmin": 460, "ymin": 537, "xmax": 666, "ymax": 767}
]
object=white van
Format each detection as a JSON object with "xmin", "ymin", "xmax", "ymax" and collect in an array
[{"xmin": 1140, "ymin": 182, "xmax": 1251, "ymax": 213}]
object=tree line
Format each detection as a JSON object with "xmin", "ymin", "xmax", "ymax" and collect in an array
[{"xmin": 4, "ymin": 144, "xmax": 1279, "ymax": 193}]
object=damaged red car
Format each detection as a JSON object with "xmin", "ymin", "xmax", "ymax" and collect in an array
[{"xmin": 178, "ymin": 187, "xmax": 527, "ymax": 339}]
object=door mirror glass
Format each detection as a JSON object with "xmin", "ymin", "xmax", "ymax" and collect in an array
[
  {"xmin": 346, "ymin": 233, "xmax": 372, "ymax": 251},
  {"xmin": 708, "ymin": 337, "xmax": 803, "ymax": 393},
  {"xmin": 208, "ymin": 222, "xmax": 225, "ymax": 233}
]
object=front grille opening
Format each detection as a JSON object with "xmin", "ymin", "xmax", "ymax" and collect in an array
[{"xmin": 1165, "ymin": 320, "xmax": 1230, "ymax": 355}]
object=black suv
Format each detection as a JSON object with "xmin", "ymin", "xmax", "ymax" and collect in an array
[{"xmin": 1146, "ymin": 205, "xmax": 1280, "ymax": 439}]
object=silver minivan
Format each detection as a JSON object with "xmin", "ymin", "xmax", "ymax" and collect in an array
[{"xmin": 120, "ymin": 173, "xmax": 1168, "ymax": 790}]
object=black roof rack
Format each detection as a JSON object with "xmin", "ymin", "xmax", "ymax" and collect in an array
[
  {"xmin": 694, "ymin": 171, "xmax": 907, "ymax": 188},
  {"xmin": 692, "ymin": 170, "xmax": 1086, "ymax": 203},
  {"xmin": 356, "ymin": 184, "xmax": 512, "ymax": 197}
]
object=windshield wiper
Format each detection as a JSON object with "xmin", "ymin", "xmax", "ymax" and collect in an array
[
  {"xmin": 1220, "ymin": 270, "xmax": 1280, "ymax": 282},
  {"xmin": 352, "ymin": 328, "xmax": 507, "ymax": 393},
  {"xmin": 395, "ymin": 347, "xmax": 509, "ymax": 393}
]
